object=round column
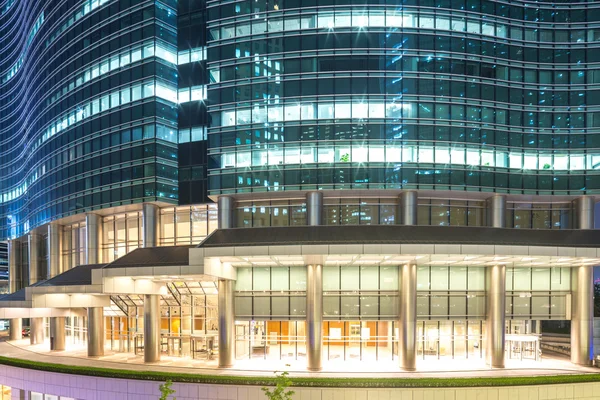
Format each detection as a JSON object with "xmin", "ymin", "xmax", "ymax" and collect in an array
[
  {"xmin": 217, "ymin": 196, "xmax": 234, "ymax": 229},
  {"xmin": 218, "ymin": 279, "xmax": 235, "ymax": 368},
  {"xmin": 486, "ymin": 265, "xmax": 506, "ymax": 368},
  {"xmin": 9, "ymin": 318, "xmax": 22, "ymax": 341},
  {"xmin": 87, "ymin": 307, "xmax": 105, "ymax": 357},
  {"xmin": 28, "ymin": 233, "xmax": 40, "ymax": 285},
  {"xmin": 47, "ymin": 223, "xmax": 63, "ymax": 278},
  {"xmin": 306, "ymin": 264, "xmax": 323, "ymax": 371},
  {"xmin": 85, "ymin": 213, "xmax": 102, "ymax": 265},
  {"xmin": 142, "ymin": 203, "xmax": 160, "ymax": 248},
  {"xmin": 306, "ymin": 192, "xmax": 323, "ymax": 226},
  {"xmin": 8, "ymin": 239, "xmax": 21, "ymax": 293},
  {"xmin": 143, "ymin": 294, "xmax": 161, "ymax": 363},
  {"xmin": 574, "ymin": 196, "xmax": 595, "ymax": 230},
  {"xmin": 398, "ymin": 191, "xmax": 418, "ymax": 225},
  {"xmin": 399, "ymin": 263, "xmax": 417, "ymax": 371},
  {"xmin": 571, "ymin": 266, "xmax": 593, "ymax": 365},
  {"xmin": 50, "ymin": 317, "xmax": 66, "ymax": 351},
  {"xmin": 486, "ymin": 195, "xmax": 506, "ymax": 228},
  {"xmin": 30, "ymin": 317, "xmax": 44, "ymax": 345}
]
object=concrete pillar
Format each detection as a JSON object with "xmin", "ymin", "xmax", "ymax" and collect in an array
[
  {"xmin": 143, "ymin": 294, "xmax": 160, "ymax": 363},
  {"xmin": 142, "ymin": 203, "xmax": 160, "ymax": 248},
  {"xmin": 50, "ymin": 317, "xmax": 66, "ymax": 351},
  {"xmin": 8, "ymin": 239, "xmax": 21, "ymax": 292},
  {"xmin": 306, "ymin": 264, "xmax": 323, "ymax": 371},
  {"xmin": 87, "ymin": 307, "xmax": 105, "ymax": 357},
  {"xmin": 398, "ymin": 191, "xmax": 418, "ymax": 225},
  {"xmin": 85, "ymin": 213, "xmax": 102, "ymax": 265},
  {"xmin": 217, "ymin": 196, "xmax": 234, "ymax": 229},
  {"xmin": 218, "ymin": 279, "xmax": 235, "ymax": 368},
  {"xmin": 30, "ymin": 317, "xmax": 44, "ymax": 345},
  {"xmin": 27, "ymin": 233, "xmax": 40, "ymax": 285},
  {"xmin": 571, "ymin": 266, "xmax": 593, "ymax": 365},
  {"xmin": 486, "ymin": 195, "xmax": 506, "ymax": 228},
  {"xmin": 486, "ymin": 265, "xmax": 506, "ymax": 368},
  {"xmin": 399, "ymin": 263, "xmax": 417, "ymax": 371},
  {"xmin": 306, "ymin": 192, "xmax": 323, "ymax": 226},
  {"xmin": 47, "ymin": 223, "xmax": 62, "ymax": 279},
  {"xmin": 9, "ymin": 318, "xmax": 22, "ymax": 340},
  {"xmin": 573, "ymin": 196, "xmax": 595, "ymax": 229}
]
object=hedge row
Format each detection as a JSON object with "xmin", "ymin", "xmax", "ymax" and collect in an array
[{"xmin": 0, "ymin": 356, "xmax": 599, "ymax": 388}]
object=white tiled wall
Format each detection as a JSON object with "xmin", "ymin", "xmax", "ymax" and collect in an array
[{"xmin": 1, "ymin": 364, "xmax": 599, "ymax": 400}]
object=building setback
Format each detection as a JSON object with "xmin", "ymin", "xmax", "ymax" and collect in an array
[{"xmin": 0, "ymin": 0, "xmax": 599, "ymax": 371}]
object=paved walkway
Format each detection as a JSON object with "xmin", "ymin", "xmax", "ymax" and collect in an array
[{"xmin": 0, "ymin": 338, "xmax": 597, "ymax": 379}]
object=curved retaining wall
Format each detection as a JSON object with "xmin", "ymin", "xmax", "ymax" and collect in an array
[{"xmin": 0, "ymin": 364, "xmax": 598, "ymax": 400}]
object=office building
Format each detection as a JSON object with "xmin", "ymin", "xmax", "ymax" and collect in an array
[{"xmin": 0, "ymin": 0, "xmax": 598, "ymax": 371}]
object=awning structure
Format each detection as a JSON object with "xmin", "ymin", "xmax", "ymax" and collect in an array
[{"xmin": 0, "ymin": 225, "xmax": 599, "ymax": 312}]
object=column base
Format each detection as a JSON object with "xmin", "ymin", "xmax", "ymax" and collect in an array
[
  {"xmin": 219, "ymin": 364, "xmax": 234, "ymax": 369},
  {"xmin": 307, "ymin": 366, "xmax": 322, "ymax": 372},
  {"xmin": 400, "ymin": 367, "xmax": 416, "ymax": 372}
]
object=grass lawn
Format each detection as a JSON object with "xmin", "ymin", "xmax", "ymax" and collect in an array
[{"xmin": 0, "ymin": 356, "xmax": 598, "ymax": 388}]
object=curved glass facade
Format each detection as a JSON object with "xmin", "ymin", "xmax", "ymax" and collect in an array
[
  {"xmin": 206, "ymin": 1, "xmax": 600, "ymax": 196},
  {"xmin": 0, "ymin": 0, "xmax": 179, "ymax": 240}
]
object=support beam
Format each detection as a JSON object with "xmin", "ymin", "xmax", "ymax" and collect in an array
[
  {"xmin": 399, "ymin": 263, "xmax": 417, "ymax": 371},
  {"xmin": 398, "ymin": 191, "xmax": 418, "ymax": 225},
  {"xmin": 47, "ymin": 223, "xmax": 63, "ymax": 278},
  {"xmin": 30, "ymin": 317, "xmax": 44, "ymax": 345},
  {"xmin": 8, "ymin": 239, "xmax": 21, "ymax": 293},
  {"xmin": 85, "ymin": 213, "xmax": 102, "ymax": 265},
  {"xmin": 9, "ymin": 318, "xmax": 22, "ymax": 341},
  {"xmin": 571, "ymin": 266, "xmax": 593, "ymax": 365},
  {"xmin": 87, "ymin": 307, "xmax": 105, "ymax": 357},
  {"xmin": 50, "ymin": 317, "xmax": 66, "ymax": 351},
  {"xmin": 27, "ymin": 233, "xmax": 40, "ymax": 285},
  {"xmin": 217, "ymin": 196, "xmax": 234, "ymax": 229},
  {"xmin": 573, "ymin": 196, "xmax": 595, "ymax": 230},
  {"xmin": 306, "ymin": 264, "xmax": 323, "ymax": 371},
  {"xmin": 143, "ymin": 294, "xmax": 160, "ymax": 363},
  {"xmin": 486, "ymin": 195, "xmax": 506, "ymax": 228},
  {"xmin": 306, "ymin": 192, "xmax": 323, "ymax": 226},
  {"xmin": 218, "ymin": 279, "xmax": 234, "ymax": 368},
  {"xmin": 142, "ymin": 203, "xmax": 160, "ymax": 248},
  {"xmin": 486, "ymin": 265, "xmax": 506, "ymax": 368}
]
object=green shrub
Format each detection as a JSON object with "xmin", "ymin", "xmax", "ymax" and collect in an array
[
  {"xmin": 262, "ymin": 371, "xmax": 294, "ymax": 400},
  {"xmin": 159, "ymin": 380, "xmax": 176, "ymax": 400}
]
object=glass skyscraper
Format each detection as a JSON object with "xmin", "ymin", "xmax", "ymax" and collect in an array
[{"xmin": 1, "ymin": 0, "xmax": 599, "ymax": 373}]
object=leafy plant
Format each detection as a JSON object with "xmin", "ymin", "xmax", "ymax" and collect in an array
[
  {"xmin": 543, "ymin": 163, "xmax": 552, "ymax": 170},
  {"xmin": 159, "ymin": 380, "xmax": 176, "ymax": 400},
  {"xmin": 339, "ymin": 153, "xmax": 350, "ymax": 162},
  {"xmin": 262, "ymin": 371, "xmax": 295, "ymax": 400}
]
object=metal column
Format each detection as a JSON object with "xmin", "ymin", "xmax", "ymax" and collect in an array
[
  {"xmin": 399, "ymin": 263, "xmax": 417, "ymax": 371},
  {"xmin": 47, "ymin": 223, "xmax": 63, "ymax": 278},
  {"xmin": 571, "ymin": 266, "xmax": 593, "ymax": 365},
  {"xmin": 144, "ymin": 294, "xmax": 160, "ymax": 363},
  {"xmin": 50, "ymin": 317, "xmax": 66, "ymax": 351},
  {"xmin": 217, "ymin": 196, "xmax": 234, "ymax": 229},
  {"xmin": 9, "ymin": 318, "xmax": 22, "ymax": 340},
  {"xmin": 8, "ymin": 239, "xmax": 21, "ymax": 293},
  {"xmin": 486, "ymin": 195, "xmax": 506, "ymax": 228},
  {"xmin": 87, "ymin": 307, "xmax": 105, "ymax": 357},
  {"xmin": 142, "ymin": 203, "xmax": 160, "ymax": 248},
  {"xmin": 218, "ymin": 279, "xmax": 235, "ymax": 368},
  {"xmin": 398, "ymin": 191, "xmax": 418, "ymax": 225},
  {"xmin": 30, "ymin": 317, "xmax": 44, "ymax": 345},
  {"xmin": 573, "ymin": 196, "xmax": 595, "ymax": 230},
  {"xmin": 85, "ymin": 213, "xmax": 102, "ymax": 265},
  {"xmin": 27, "ymin": 233, "xmax": 40, "ymax": 285},
  {"xmin": 306, "ymin": 192, "xmax": 323, "ymax": 226},
  {"xmin": 306, "ymin": 264, "xmax": 323, "ymax": 371},
  {"xmin": 486, "ymin": 265, "xmax": 506, "ymax": 368}
]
